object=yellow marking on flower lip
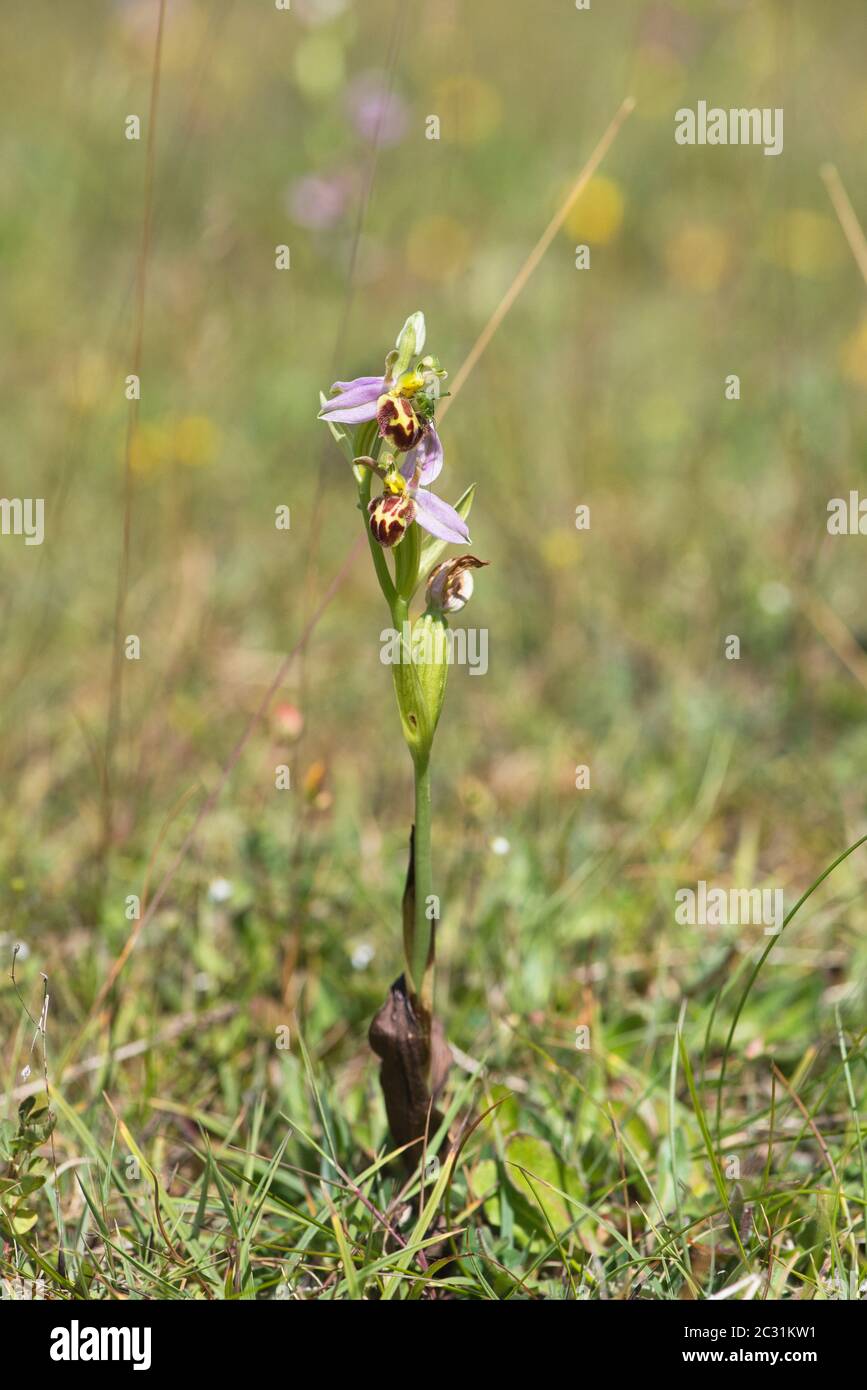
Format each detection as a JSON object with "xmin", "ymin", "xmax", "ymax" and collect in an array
[{"xmin": 396, "ymin": 369, "xmax": 425, "ymax": 396}]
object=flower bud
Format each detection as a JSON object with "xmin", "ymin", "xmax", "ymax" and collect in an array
[
  {"xmin": 368, "ymin": 491, "xmax": 416, "ymax": 547},
  {"xmin": 394, "ymin": 311, "xmax": 426, "ymax": 375},
  {"xmin": 377, "ymin": 392, "xmax": 424, "ymax": 451},
  {"xmin": 425, "ymin": 555, "xmax": 488, "ymax": 614}
]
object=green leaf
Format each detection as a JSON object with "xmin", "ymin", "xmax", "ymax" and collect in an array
[
  {"xmin": 658, "ymin": 1130, "xmax": 690, "ymax": 1213},
  {"xmin": 17, "ymin": 1111, "xmax": 55, "ymax": 1148},
  {"xmin": 9, "ymin": 1207, "xmax": 39, "ymax": 1235},
  {"xmin": 415, "ymin": 484, "xmax": 476, "ymax": 591},
  {"xmin": 17, "ymin": 1174, "xmax": 46, "ymax": 1196},
  {"xmin": 504, "ymin": 1134, "xmax": 571, "ymax": 1232},
  {"xmin": 473, "ymin": 1159, "xmax": 501, "ymax": 1226}
]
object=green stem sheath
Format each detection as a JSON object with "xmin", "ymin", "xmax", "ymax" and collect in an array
[{"xmin": 411, "ymin": 755, "xmax": 434, "ymax": 1011}]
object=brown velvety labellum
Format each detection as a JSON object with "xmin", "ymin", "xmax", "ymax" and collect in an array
[{"xmin": 368, "ymin": 492, "xmax": 416, "ymax": 547}]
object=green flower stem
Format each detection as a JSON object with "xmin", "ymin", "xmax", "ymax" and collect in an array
[
  {"xmin": 394, "ymin": 519, "xmax": 421, "ymax": 603},
  {"xmin": 358, "ymin": 446, "xmax": 397, "ymax": 617},
  {"xmin": 355, "ymin": 432, "xmax": 435, "ymax": 1014},
  {"xmin": 411, "ymin": 754, "xmax": 434, "ymax": 1013}
]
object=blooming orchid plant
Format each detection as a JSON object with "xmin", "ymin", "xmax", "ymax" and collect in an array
[{"xmin": 318, "ymin": 312, "xmax": 485, "ymax": 1134}]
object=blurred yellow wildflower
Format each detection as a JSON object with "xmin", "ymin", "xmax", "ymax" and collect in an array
[
  {"xmin": 762, "ymin": 210, "xmax": 844, "ymax": 278},
  {"xmin": 542, "ymin": 529, "xmax": 577, "ymax": 571},
  {"xmin": 564, "ymin": 176, "xmax": 624, "ymax": 246},
  {"xmin": 841, "ymin": 315, "xmax": 867, "ymax": 388},
  {"xmin": 173, "ymin": 416, "xmax": 219, "ymax": 467},
  {"xmin": 130, "ymin": 416, "xmax": 219, "ymax": 475}
]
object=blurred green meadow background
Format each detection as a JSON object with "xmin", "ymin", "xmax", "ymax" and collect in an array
[{"xmin": 1, "ymin": 0, "xmax": 866, "ymax": 1299}]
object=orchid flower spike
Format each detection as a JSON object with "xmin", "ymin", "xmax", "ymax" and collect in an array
[{"xmin": 319, "ymin": 312, "xmax": 468, "ymax": 550}]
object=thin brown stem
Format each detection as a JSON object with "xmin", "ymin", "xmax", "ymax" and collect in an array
[{"xmin": 101, "ymin": 0, "xmax": 167, "ymax": 866}]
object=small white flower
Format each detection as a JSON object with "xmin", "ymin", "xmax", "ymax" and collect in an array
[
  {"xmin": 490, "ymin": 836, "xmax": 511, "ymax": 857},
  {"xmin": 20, "ymin": 1065, "xmax": 31, "ymax": 1081},
  {"xmin": 351, "ymin": 943, "xmax": 375, "ymax": 970},
  {"xmin": 207, "ymin": 877, "xmax": 233, "ymax": 905}
]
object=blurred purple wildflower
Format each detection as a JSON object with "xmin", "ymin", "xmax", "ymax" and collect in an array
[
  {"xmin": 345, "ymin": 72, "xmax": 408, "ymax": 147},
  {"xmin": 286, "ymin": 173, "xmax": 350, "ymax": 230}
]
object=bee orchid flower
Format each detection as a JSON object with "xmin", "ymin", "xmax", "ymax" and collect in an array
[
  {"xmin": 318, "ymin": 312, "xmax": 448, "ymax": 468},
  {"xmin": 364, "ymin": 455, "xmax": 470, "ymax": 548}
]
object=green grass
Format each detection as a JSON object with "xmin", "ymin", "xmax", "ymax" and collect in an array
[{"xmin": 2, "ymin": 809, "xmax": 866, "ymax": 1300}]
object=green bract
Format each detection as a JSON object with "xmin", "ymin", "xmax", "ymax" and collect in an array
[{"xmin": 389, "ymin": 613, "xmax": 450, "ymax": 770}]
